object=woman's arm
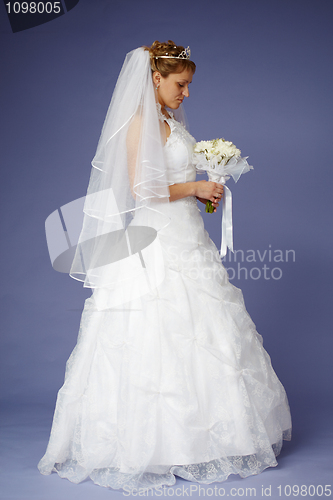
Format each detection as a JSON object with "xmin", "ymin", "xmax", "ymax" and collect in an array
[
  {"xmin": 127, "ymin": 118, "xmax": 223, "ymax": 210},
  {"xmin": 169, "ymin": 180, "xmax": 223, "ymax": 211},
  {"xmin": 127, "ymin": 116, "xmax": 171, "ymax": 199}
]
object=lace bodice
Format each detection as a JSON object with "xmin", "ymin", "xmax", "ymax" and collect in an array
[{"xmin": 157, "ymin": 104, "xmax": 197, "ymax": 184}]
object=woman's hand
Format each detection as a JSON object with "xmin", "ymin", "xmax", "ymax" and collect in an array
[
  {"xmin": 196, "ymin": 196, "xmax": 220, "ymax": 212},
  {"xmin": 168, "ymin": 181, "xmax": 223, "ymax": 211},
  {"xmin": 194, "ymin": 181, "xmax": 223, "ymax": 212}
]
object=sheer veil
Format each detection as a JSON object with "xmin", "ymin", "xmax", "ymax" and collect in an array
[{"xmin": 70, "ymin": 48, "xmax": 173, "ymax": 293}]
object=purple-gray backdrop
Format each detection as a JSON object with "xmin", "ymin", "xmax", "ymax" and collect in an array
[{"xmin": 1, "ymin": 1, "xmax": 332, "ymax": 499}]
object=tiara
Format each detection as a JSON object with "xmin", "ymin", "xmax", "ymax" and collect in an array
[{"xmin": 155, "ymin": 46, "xmax": 191, "ymax": 60}]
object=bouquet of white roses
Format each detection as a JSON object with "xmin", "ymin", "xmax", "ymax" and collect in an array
[
  {"xmin": 193, "ymin": 138, "xmax": 252, "ymax": 212},
  {"xmin": 192, "ymin": 138, "xmax": 253, "ymax": 256}
]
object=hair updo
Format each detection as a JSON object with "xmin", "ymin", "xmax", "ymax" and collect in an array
[{"xmin": 143, "ymin": 40, "xmax": 196, "ymax": 77}]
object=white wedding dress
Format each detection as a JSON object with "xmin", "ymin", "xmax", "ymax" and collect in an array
[{"xmin": 38, "ymin": 111, "xmax": 292, "ymax": 491}]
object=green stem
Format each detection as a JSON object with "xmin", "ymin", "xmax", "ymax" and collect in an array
[{"xmin": 205, "ymin": 200, "xmax": 215, "ymax": 214}]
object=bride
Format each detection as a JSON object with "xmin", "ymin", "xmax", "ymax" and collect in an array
[{"xmin": 38, "ymin": 40, "xmax": 292, "ymax": 492}]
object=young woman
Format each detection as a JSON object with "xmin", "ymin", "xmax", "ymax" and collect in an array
[{"xmin": 38, "ymin": 40, "xmax": 291, "ymax": 492}]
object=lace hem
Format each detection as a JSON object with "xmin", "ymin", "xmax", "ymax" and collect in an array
[{"xmin": 40, "ymin": 430, "xmax": 291, "ymax": 492}]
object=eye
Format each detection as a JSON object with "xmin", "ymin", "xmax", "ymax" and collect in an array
[{"xmin": 178, "ymin": 83, "xmax": 184, "ymax": 87}]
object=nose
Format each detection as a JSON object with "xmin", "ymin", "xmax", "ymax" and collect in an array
[{"xmin": 183, "ymin": 86, "xmax": 190, "ymax": 98}]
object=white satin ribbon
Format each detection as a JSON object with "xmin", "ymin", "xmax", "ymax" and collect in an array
[
  {"xmin": 208, "ymin": 174, "xmax": 233, "ymax": 257},
  {"xmin": 193, "ymin": 154, "xmax": 253, "ymax": 258},
  {"xmin": 220, "ymin": 183, "xmax": 233, "ymax": 257}
]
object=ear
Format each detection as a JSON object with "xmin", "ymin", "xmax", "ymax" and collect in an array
[{"xmin": 152, "ymin": 71, "xmax": 162, "ymax": 86}]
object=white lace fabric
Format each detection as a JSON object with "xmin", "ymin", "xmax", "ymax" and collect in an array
[{"xmin": 38, "ymin": 101, "xmax": 291, "ymax": 492}]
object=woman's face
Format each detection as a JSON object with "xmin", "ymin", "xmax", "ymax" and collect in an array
[{"xmin": 153, "ymin": 69, "xmax": 193, "ymax": 109}]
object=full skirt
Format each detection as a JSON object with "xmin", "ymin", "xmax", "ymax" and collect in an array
[{"xmin": 38, "ymin": 197, "xmax": 292, "ymax": 491}]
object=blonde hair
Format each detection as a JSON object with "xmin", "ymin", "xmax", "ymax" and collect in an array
[{"xmin": 143, "ymin": 40, "xmax": 196, "ymax": 76}]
